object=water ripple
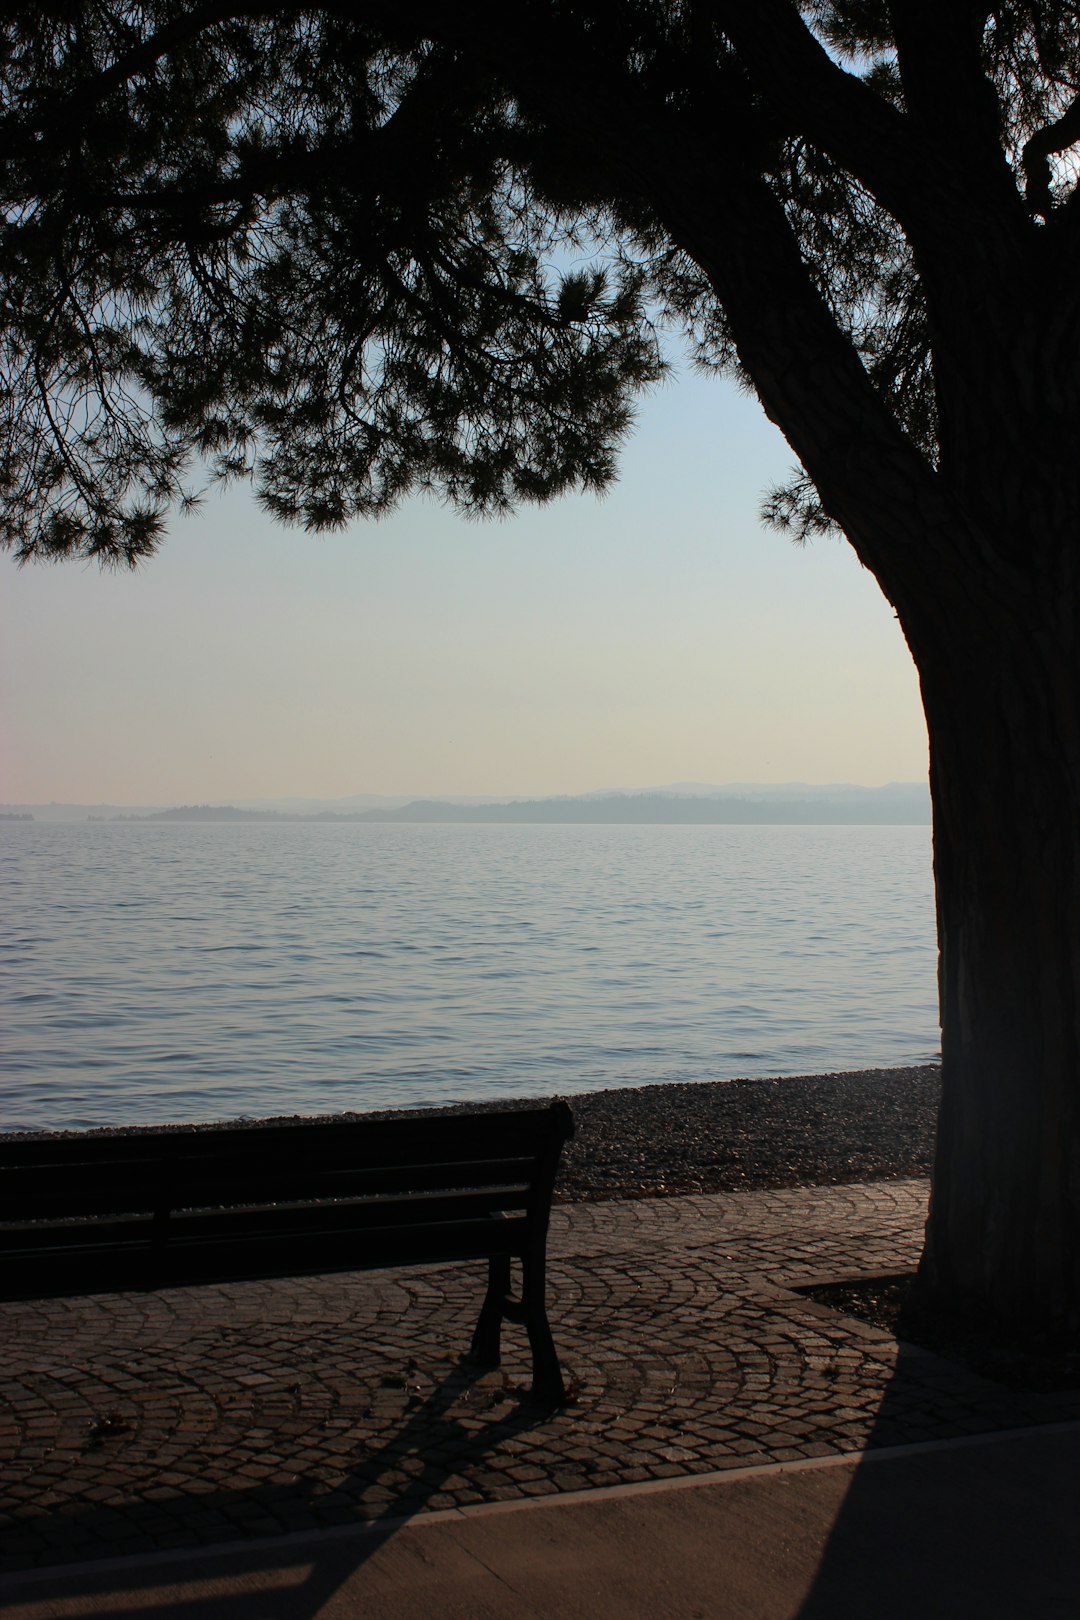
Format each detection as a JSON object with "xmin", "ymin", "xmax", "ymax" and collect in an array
[{"xmin": 0, "ymin": 821, "xmax": 939, "ymax": 1130}]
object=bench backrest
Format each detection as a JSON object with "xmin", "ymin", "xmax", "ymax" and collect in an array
[{"xmin": 0, "ymin": 1100, "xmax": 574, "ymax": 1300}]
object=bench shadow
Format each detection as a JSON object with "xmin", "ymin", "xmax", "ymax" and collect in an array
[
  {"xmin": 793, "ymin": 1346, "xmax": 1080, "ymax": 1618},
  {"xmin": 3, "ymin": 1357, "xmax": 557, "ymax": 1620}
]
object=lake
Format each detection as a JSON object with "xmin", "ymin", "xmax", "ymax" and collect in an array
[{"xmin": 0, "ymin": 821, "xmax": 939, "ymax": 1130}]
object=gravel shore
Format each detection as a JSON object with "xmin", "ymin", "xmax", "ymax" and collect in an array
[{"xmin": 554, "ymin": 1064, "xmax": 940, "ymax": 1202}]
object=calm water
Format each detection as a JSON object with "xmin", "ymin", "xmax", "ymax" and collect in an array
[{"xmin": 0, "ymin": 822, "xmax": 939, "ymax": 1130}]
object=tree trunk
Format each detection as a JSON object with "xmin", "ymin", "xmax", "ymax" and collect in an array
[
  {"xmin": 914, "ymin": 569, "xmax": 1080, "ymax": 1332},
  {"xmin": 617, "ymin": 84, "xmax": 1080, "ymax": 1332}
]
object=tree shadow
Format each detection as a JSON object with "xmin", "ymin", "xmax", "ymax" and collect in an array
[
  {"xmin": 3, "ymin": 1357, "xmax": 557, "ymax": 1620},
  {"xmin": 794, "ymin": 1342, "xmax": 1080, "ymax": 1617}
]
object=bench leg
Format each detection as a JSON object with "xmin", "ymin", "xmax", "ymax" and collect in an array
[
  {"xmin": 521, "ymin": 1252, "xmax": 566, "ymax": 1406},
  {"xmin": 469, "ymin": 1253, "xmax": 510, "ymax": 1368}
]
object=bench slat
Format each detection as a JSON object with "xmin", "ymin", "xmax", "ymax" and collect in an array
[
  {"xmin": 0, "ymin": 1183, "xmax": 530, "ymax": 1248},
  {"xmin": 0, "ymin": 1105, "xmax": 569, "ymax": 1171},
  {"xmin": 168, "ymin": 1187, "xmax": 530, "ymax": 1239},
  {"xmin": 0, "ymin": 1154, "xmax": 540, "ymax": 1221},
  {"xmin": 0, "ymin": 1214, "xmax": 529, "ymax": 1300},
  {"xmin": 163, "ymin": 1215, "xmax": 529, "ymax": 1280},
  {"xmin": 0, "ymin": 1214, "xmax": 151, "ymax": 1253}
]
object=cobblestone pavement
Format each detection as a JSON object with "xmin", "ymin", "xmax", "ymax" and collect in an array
[{"xmin": 4, "ymin": 1177, "xmax": 1079, "ymax": 1575}]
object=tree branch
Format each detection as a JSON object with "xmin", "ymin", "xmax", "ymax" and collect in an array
[
  {"xmin": 705, "ymin": 0, "xmax": 921, "ymax": 219},
  {"xmin": 0, "ymin": 4, "xmax": 270, "ymax": 154},
  {"xmin": 889, "ymin": 0, "xmax": 1023, "ymax": 215},
  {"xmin": 1022, "ymin": 90, "xmax": 1080, "ymax": 217}
]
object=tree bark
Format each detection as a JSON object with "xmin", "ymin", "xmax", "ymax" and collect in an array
[{"xmin": 913, "ymin": 566, "xmax": 1080, "ymax": 1331}]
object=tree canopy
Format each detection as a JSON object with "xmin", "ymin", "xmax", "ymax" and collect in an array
[{"xmin": 4, "ymin": 3, "xmax": 1077, "ymax": 568}]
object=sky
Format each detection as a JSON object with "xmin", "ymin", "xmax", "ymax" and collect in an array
[{"xmin": 0, "ymin": 365, "xmax": 929, "ymax": 806}]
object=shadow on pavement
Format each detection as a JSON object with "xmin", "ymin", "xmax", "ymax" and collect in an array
[
  {"xmin": 795, "ymin": 1361, "xmax": 1080, "ymax": 1619},
  {"xmin": 1, "ymin": 1358, "xmax": 555, "ymax": 1620},
  {"xmin": 4, "ymin": 1535, "xmax": 388, "ymax": 1620}
]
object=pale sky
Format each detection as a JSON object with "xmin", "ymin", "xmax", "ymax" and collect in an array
[{"xmin": 1, "ymin": 366, "xmax": 928, "ymax": 806}]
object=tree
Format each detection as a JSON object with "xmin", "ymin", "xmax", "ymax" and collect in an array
[{"xmin": 4, "ymin": 3, "xmax": 1080, "ymax": 1334}]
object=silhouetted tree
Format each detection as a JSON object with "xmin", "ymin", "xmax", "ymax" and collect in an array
[{"xmin": 4, "ymin": 3, "xmax": 1080, "ymax": 1333}]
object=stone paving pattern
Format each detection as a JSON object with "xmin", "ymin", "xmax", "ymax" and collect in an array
[{"xmin": 4, "ymin": 1177, "xmax": 1080, "ymax": 1574}]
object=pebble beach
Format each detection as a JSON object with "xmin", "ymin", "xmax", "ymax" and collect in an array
[{"xmin": 554, "ymin": 1063, "xmax": 941, "ymax": 1202}]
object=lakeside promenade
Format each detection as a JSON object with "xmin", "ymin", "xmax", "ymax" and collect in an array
[{"xmin": 3, "ymin": 1174, "xmax": 1080, "ymax": 1614}]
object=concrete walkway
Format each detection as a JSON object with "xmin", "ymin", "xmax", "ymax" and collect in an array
[
  {"xmin": 4, "ymin": 1425, "xmax": 1080, "ymax": 1617},
  {"xmin": 3, "ymin": 1179, "xmax": 1080, "ymax": 1611}
]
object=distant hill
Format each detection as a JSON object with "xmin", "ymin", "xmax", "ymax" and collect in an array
[
  {"xmin": 353, "ymin": 786, "xmax": 930, "ymax": 824},
  {"xmin": 3, "ymin": 782, "xmax": 931, "ymax": 825}
]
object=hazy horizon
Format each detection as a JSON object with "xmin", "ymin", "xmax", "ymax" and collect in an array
[
  {"xmin": 2, "ymin": 778, "xmax": 931, "ymax": 814},
  {"xmin": 1, "ymin": 365, "xmax": 929, "ymax": 806}
]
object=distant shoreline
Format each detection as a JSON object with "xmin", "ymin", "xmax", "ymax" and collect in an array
[
  {"xmin": 6, "ymin": 795, "xmax": 931, "ymax": 827},
  {"xmin": 0, "ymin": 782, "xmax": 933, "ymax": 826}
]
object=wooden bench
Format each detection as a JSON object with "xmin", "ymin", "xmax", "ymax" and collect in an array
[{"xmin": 0, "ymin": 1099, "xmax": 575, "ymax": 1404}]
